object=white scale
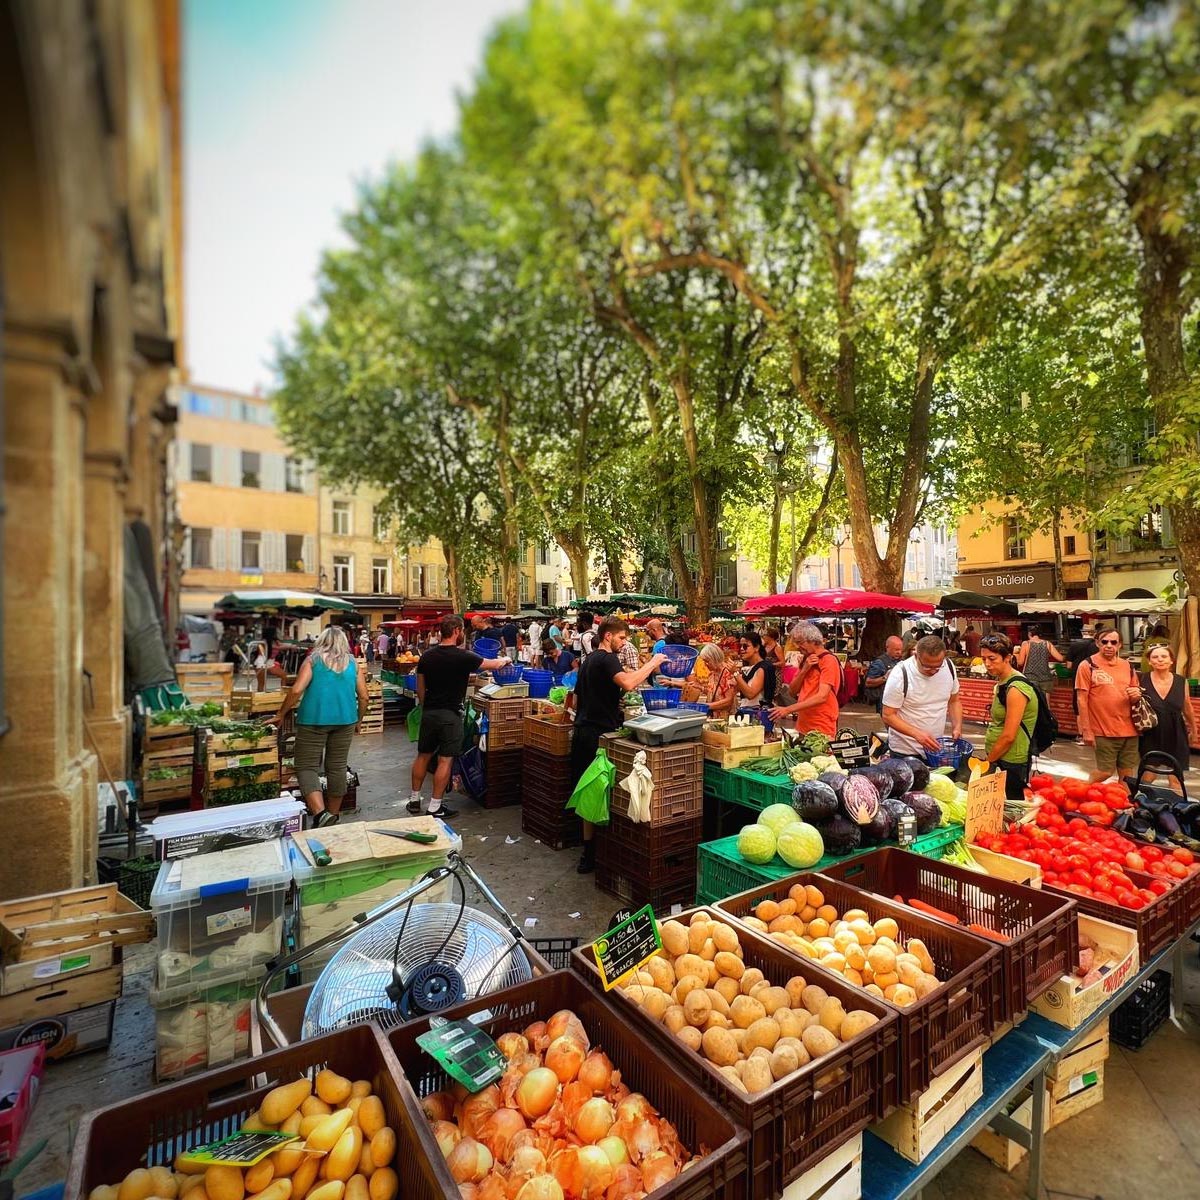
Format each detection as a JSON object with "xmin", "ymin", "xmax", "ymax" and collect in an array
[
  {"xmin": 622, "ymin": 706, "xmax": 707, "ymax": 746},
  {"xmin": 477, "ymin": 681, "xmax": 530, "ymax": 700}
]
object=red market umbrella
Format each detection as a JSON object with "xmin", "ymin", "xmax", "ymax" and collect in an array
[{"xmin": 740, "ymin": 588, "xmax": 936, "ymax": 616}]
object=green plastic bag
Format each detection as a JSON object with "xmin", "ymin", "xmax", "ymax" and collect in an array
[
  {"xmin": 407, "ymin": 704, "xmax": 423, "ymax": 743},
  {"xmin": 566, "ymin": 749, "xmax": 615, "ymax": 825},
  {"xmin": 548, "ymin": 686, "xmax": 568, "ymax": 706},
  {"xmin": 460, "ymin": 702, "xmax": 479, "ymax": 753}
]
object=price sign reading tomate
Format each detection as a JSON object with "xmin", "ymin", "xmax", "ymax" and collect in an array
[{"xmin": 965, "ymin": 770, "xmax": 1006, "ymax": 842}]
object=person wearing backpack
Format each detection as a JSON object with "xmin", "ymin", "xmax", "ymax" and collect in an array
[
  {"xmin": 881, "ymin": 634, "xmax": 962, "ymax": 758},
  {"xmin": 980, "ymin": 632, "xmax": 1041, "ymax": 803}
]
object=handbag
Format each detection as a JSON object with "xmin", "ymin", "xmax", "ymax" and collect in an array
[{"xmin": 1131, "ymin": 684, "xmax": 1158, "ymax": 733}]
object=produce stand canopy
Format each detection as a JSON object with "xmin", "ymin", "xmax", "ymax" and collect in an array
[
  {"xmin": 1016, "ymin": 597, "xmax": 1183, "ymax": 617},
  {"xmin": 905, "ymin": 588, "xmax": 1019, "ymax": 616},
  {"xmin": 741, "ymin": 588, "xmax": 936, "ymax": 616},
  {"xmin": 214, "ymin": 590, "xmax": 355, "ymax": 616}
]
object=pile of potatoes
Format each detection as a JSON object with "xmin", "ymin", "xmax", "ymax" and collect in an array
[
  {"xmin": 620, "ymin": 910, "xmax": 880, "ymax": 1096},
  {"xmin": 741, "ymin": 883, "xmax": 940, "ymax": 1007},
  {"xmin": 87, "ymin": 1070, "xmax": 399, "ymax": 1200}
]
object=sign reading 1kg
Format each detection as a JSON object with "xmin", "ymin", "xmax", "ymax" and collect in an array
[{"xmin": 592, "ymin": 904, "xmax": 662, "ymax": 990}]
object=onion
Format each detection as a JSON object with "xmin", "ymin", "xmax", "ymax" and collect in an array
[
  {"xmin": 477, "ymin": 1175, "xmax": 508, "ymax": 1200},
  {"xmin": 461, "ymin": 1084, "xmax": 501, "ymax": 1138},
  {"xmin": 459, "ymin": 1185, "xmax": 479, "ymax": 1200},
  {"xmin": 615, "ymin": 1094, "xmax": 652, "ymax": 1125},
  {"xmin": 448, "ymin": 1136, "xmax": 494, "ymax": 1184},
  {"xmin": 576, "ymin": 1145, "xmax": 615, "ymax": 1195},
  {"xmin": 597, "ymin": 1136, "xmax": 629, "ymax": 1167},
  {"xmin": 559, "ymin": 1079, "xmax": 592, "ymax": 1126},
  {"xmin": 546, "ymin": 1009, "xmax": 590, "ymax": 1050},
  {"xmin": 496, "ymin": 1031, "xmax": 530, "ymax": 1061},
  {"xmin": 578, "ymin": 1050, "xmax": 614, "ymax": 1095},
  {"xmin": 545, "ymin": 1036, "xmax": 586, "ymax": 1084},
  {"xmin": 422, "ymin": 1091, "xmax": 456, "ymax": 1122},
  {"xmin": 640, "ymin": 1152, "xmax": 678, "ymax": 1190},
  {"xmin": 514, "ymin": 1178, "xmax": 565, "ymax": 1200},
  {"xmin": 605, "ymin": 1164, "xmax": 643, "ymax": 1199},
  {"xmin": 516, "ymin": 1067, "xmax": 559, "ymax": 1119},
  {"xmin": 432, "ymin": 1119, "xmax": 462, "ymax": 1158},
  {"xmin": 479, "ymin": 1107, "xmax": 527, "ymax": 1162},
  {"xmin": 524, "ymin": 1020, "xmax": 549, "ymax": 1053},
  {"xmin": 508, "ymin": 1129, "xmax": 540, "ymax": 1156},
  {"xmin": 574, "ymin": 1097, "xmax": 615, "ymax": 1144},
  {"xmin": 508, "ymin": 1144, "xmax": 547, "ymax": 1178},
  {"xmin": 620, "ymin": 1117, "xmax": 660, "ymax": 1163}
]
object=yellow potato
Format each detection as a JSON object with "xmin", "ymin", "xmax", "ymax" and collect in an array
[
  {"xmin": 840, "ymin": 1011, "xmax": 879, "ymax": 1041},
  {"xmin": 844, "ymin": 968, "xmax": 864, "ymax": 987},
  {"xmin": 89, "ymin": 1189, "xmax": 120, "ymax": 1200},
  {"xmin": 328, "ymin": 1126, "xmax": 364, "ymax": 1181},
  {"xmin": 700, "ymin": 1026, "xmax": 739, "ymax": 1067},
  {"xmin": 816, "ymin": 905, "xmax": 838, "ymax": 924},
  {"xmin": 738, "ymin": 967, "xmax": 764, "ymax": 995},
  {"xmin": 299, "ymin": 1115, "xmax": 324, "ymax": 1139},
  {"xmin": 645, "ymin": 956, "xmax": 676, "ymax": 993},
  {"xmin": 674, "ymin": 952, "xmax": 709, "ymax": 982},
  {"xmin": 119, "ymin": 1171, "xmax": 156, "ymax": 1200},
  {"xmin": 711, "ymin": 922, "xmax": 741, "ymax": 953},
  {"xmin": 864, "ymin": 983, "xmax": 885, "ymax": 997},
  {"xmin": 848, "ymin": 920, "xmax": 876, "ymax": 946},
  {"xmin": 805, "ymin": 919, "xmax": 829, "ymax": 940},
  {"xmin": 777, "ymin": 898, "xmax": 798, "ymax": 917},
  {"xmin": 369, "ymin": 1127, "xmax": 396, "ymax": 1169},
  {"xmin": 833, "ymin": 930, "xmax": 859, "ymax": 954},
  {"xmin": 874, "ymin": 971, "xmax": 899, "ymax": 991},
  {"xmin": 684, "ymin": 989, "xmax": 712, "ymax": 1027},
  {"xmin": 260, "ymin": 1079, "xmax": 313, "ymax": 1126},
  {"xmin": 706, "ymin": 987, "xmax": 731, "ymax": 1017},
  {"xmin": 907, "ymin": 939, "xmax": 935, "ymax": 975},
  {"xmin": 730, "ymin": 994, "xmax": 766, "ymax": 1029},
  {"xmin": 785, "ymin": 977, "xmax": 806, "ymax": 1008},
  {"xmin": 873, "ymin": 918, "xmax": 900, "ymax": 941},
  {"xmin": 202, "ymin": 1166, "xmax": 243, "ymax": 1200},
  {"xmin": 866, "ymin": 945, "xmax": 897, "ymax": 977},
  {"xmin": 290, "ymin": 1156, "xmax": 320, "ymax": 1200},
  {"xmin": 742, "ymin": 1056, "xmax": 774, "ymax": 1094},
  {"xmin": 818, "ymin": 997, "xmax": 846, "ymax": 1037},
  {"xmin": 804, "ymin": 885, "xmax": 825, "ymax": 908},
  {"xmin": 147, "ymin": 1167, "xmax": 178, "ymax": 1199},
  {"xmin": 844, "ymin": 943, "xmax": 867, "ymax": 972},
  {"xmin": 659, "ymin": 920, "xmax": 689, "ymax": 958},
  {"xmin": 247, "ymin": 1184, "xmax": 290, "ymax": 1200},
  {"xmin": 802, "ymin": 1024, "xmax": 839, "ymax": 1058},
  {"xmin": 663, "ymin": 1003, "xmax": 688, "ymax": 1033},
  {"xmin": 819, "ymin": 952, "xmax": 846, "ymax": 973},
  {"xmin": 356, "ymin": 1095, "xmax": 386, "ymax": 1139},
  {"xmin": 714, "ymin": 951, "xmax": 744, "ymax": 979},
  {"xmin": 843, "ymin": 909, "xmax": 870, "ymax": 924},
  {"xmin": 673, "ymin": 973, "xmax": 706, "ymax": 1005},
  {"xmin": 758, "ymin": 985, "xmax": 790, "ymax": 1015},
  {"xmin": 368, "ymin": 1169, "xmax": 398, "ymax": 1200},
  {"xmin": 743, "ymin": 1016, "xmax": 781, "ymax": 1052},
  {"xmin": 350, "ymin": 1081, "xmax": 373, "ymax": 1099},
  {"xmin": 801, "ymin": 984, "xmax": 829, "ymax": 1013},
  {"xmin": 346, "ymin": 1177, "xmax": 370, "ymax": 1200},
  {"xmin": 301, "ymin": 1096, "xmax": 333, "ymax": 1119},
  {"xmin": 799, "ymin": 904, "xmax": 818, "ymax": 922},
  {"xmin": 308, "ymin": 1109, "xmax": 355, "ymax": 1153},
  {"xmin": 307, "ymin": 1184, "xmax": 346, "ymax": 1200},
  {"xmin": 675, "ymin": 1025, "xmax": 702, "ymax": 1051},
  {"xmin": 755, "ymin": 899, "xmax": 781, "ymax": 922},
  {"xmin": 688, "ymin": 920, "xmax": 711, "ymax": 953},
  {"xmin": 243, "ymin": 1159, "xmax": 274, "ymax": 1194},
  {"xmin": 743, "ymin": 916, "xmax": 769, "ymax": 933}
]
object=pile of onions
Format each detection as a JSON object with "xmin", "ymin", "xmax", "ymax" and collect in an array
[{"xmin": 422, "ymin": 1009, "xmax": 698, "ymax": 1198}]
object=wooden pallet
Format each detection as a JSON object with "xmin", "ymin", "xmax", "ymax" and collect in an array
[
  {"xmin": 781, "ymin": 1133, "xmax": 862, "ymax": 1200},
  {"xmin": 209, "ymin": 764, "xmax": 281, "ymax": 791},
  {"xmin": 176, "ymin": 662, "xmax": 234, "ymax": 704},
  {"xmin": 140, "ymin": 773, "xmax": 193, "ymax": 806},
  {"xmin": 872, "ymin": 1046, "xmax": 985, "ymax": 1164},
  {"xmin": 207, "ymin": 731, "xmax": 276, "ymax": 754}
]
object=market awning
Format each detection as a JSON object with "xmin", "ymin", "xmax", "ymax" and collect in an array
[
  {"xmin": 214, "ymin": 590, "xmax": 356, "ymax": 617},
  {"xmin": 741, "ymin": 588, "xmax": 936, "ymax": 616},
  {"xmin": 906, "ymin": 588, "xmax": 1019, "ymax": 616},
  {"xmin": 1016, "ymin": 597, "xmax": 1183, "ymax": 617}
]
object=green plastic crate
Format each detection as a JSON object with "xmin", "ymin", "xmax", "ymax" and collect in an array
[
  {"xmin": 696, "ymin": 822, "xmax": 965, "ymax": 903},
  {"xmin": 703, "ymin": 761, "xmax": 746, "ymax": 805},
  {"xmin": 737, "ymin": 769, "xmax": 793, "ymax": 810}
]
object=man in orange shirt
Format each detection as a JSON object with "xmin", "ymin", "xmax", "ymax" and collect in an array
[
  {"xmin": 769, "ymin": 622, "xmax": 841, "ymax": 736},
  {"xmin": 1076, "ymin": 627, "xmax": 1140, "ymax": 782}
]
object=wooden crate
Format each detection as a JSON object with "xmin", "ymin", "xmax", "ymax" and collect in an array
[
  {"xmin": 230, "ymin": 689, "xmax": 285, "ymax": 715},
  {"xmin": 1046, "ymin": 1065, "xmax": 1105, "ymax": 1127},
  {"xmin": 0, "ymin": 884, "xmax": 152, "ymax": 963},
  {"xmin": 175, "ymin": 662, "xmax": 234, "ymax": 704},
  {"xmin": 969, "ymin": 844, "xmax": 1043, "ymax": 888},
  {"xmin": 781, "ymin": 1133, "xmax": 862, "ymax": 1200},
  {"xmin": 139, "ymin": 772, "xmax": 194, "ymax": 808},
  {"xmin": 0, "ymin": 963, "xmax": 123, "ymax": 1028},
  {"xmin": 703, "ymin": 724, "xmax": 766, "ymax": 750},
  {"xmin": 360, "ymin": 682, "xmax": 385, "ymax": 735},
  {"xmin": 1047, "ymin": 1019, "xmax": 1109, "ymax": 1086},
  {"xmin": 871, "ymin": 1046, "xmax": 985, "ymax": 1164},
  {"xmin": 703, "ymin": 740, "xmax": 783, "ymax": 768}
]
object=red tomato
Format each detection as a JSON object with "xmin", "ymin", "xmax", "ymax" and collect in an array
[
  {"xmin": 1125, "ymin": 851, "xmax": 1146, "ymax": 871},
  {"xmin": 1148, "ymin": 879, "xmax": 1171, "ymax": 896},
  {"xmin": 1092, "ymin": 875, "xmax": 1114, "ymax": 893},
  {"xmin": 1172, "ymin": 848, "xmax": 1195, "ymax": 866},
  {"xmin": 1118, "ymin": 892, "xmax": 1146, "ymax": 910},
  {"xmin": 1166, "ymin": 861, "xmax": 1188, "ymax": 879}
]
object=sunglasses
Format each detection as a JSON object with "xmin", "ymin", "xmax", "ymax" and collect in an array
[{"xmin": 1099, "ymin": 638, "xmax": 1120, "ymax": 646}]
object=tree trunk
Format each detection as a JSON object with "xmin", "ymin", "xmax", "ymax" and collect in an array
[
  {"xmin": 1051, "ymin": 511, "xmax": 1064, "ymax": 600},
  {"xmin": 767, "ymin": 484, "xmax": 784, "ymax": 595},
  {"xmin": 443, "ymin": 544, "xmax": 465, "ymax": 614},
  {"xmin": 563, "ymin": 542, "xmax": 590, "ymax": 599},
  {"xmin": 604, "ymin": 545, "xmax": 624, "ymax": 594},
  {"xmin": 496, "ymin": 458, "xmax": 522, "ymax": 613}
]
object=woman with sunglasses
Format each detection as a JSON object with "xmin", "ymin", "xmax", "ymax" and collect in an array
[
  {"xmin": 979, "ymin": 633, "xmax": 1039, "ymax": 804},
  {"xmin": 1076, "ymin": 628, "xmax": 1141, "ymax": 784},
  {"xmin": 733, "ymin": 631, "xmax": 776, "ymax": 707}
]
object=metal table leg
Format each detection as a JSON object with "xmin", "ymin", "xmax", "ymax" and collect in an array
[
  {"xmin": 1028, "ymin": 1069, "xmax": 1046, "ymax": 1200},
  {"xmin": 1172, "ymin": 938, "xmax": 1184, "ymax": 1021}
]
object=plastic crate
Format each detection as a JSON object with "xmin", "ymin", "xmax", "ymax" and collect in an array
[
  {"xmin": 97, "ymin": 855, "xmax": 159, "ymax": 909},
  {"xmin": 601, "ymin": 734, "xmax": 704, "ymax": 824},
  {"xmin": 704, "ymin": 760, "xmax": 747, "ymax": 805},
  {"xmin": 520, "ymin": 778, "xmax": 583, "ymax": 849},
  {"xmin": 596, "ymin": 814, "xmax": 702, "ymax": 895},
  {"xmin": 149, "ymin": 839, "xmax": 290, "ymax": 987},
  {"xmin": 1110, "ymin": 969, "xmax": 1171, "ymax": 1049},
  {"xmin": 739, "ymin": 768, "xmax": 794, "ymax": 810},
  {"xmin": 1042, "ymin": 867, "xmax": 1178, "ymax": 963},
  {"xmin": 642, "ymin": 686, "xmax": 683, "ymax": 709},
  {"xmin": 820, "ymin": 848, "xmax": 1078, "ymax": 1022},
  {"xmin": 572, "ymin": 906, "xmax": 899, "ymax": 1200},
  {"xmin": 389, "ymin": 970, "xmax": 749, "ymax": 1200},
  {"xmin": 65, "ymin": 1025, "xmax": 434, "ymax": 1200},
  {"xmin": 522, "ymin": 713, "xmax": 573, "ymax": 755},
  {"xmin": 527, "ymin": 936, "xmax": 580, "ymax": 969},
  {"xmin": 595, "ymin": 860, "xmax": 698, "ymax": 913},
  {"xmin": 521, "ymin": 745, "xmax": 575, "ymax": 788},
  {"xmin": 1173, "ymin": 867, "xmax": 1200, "ymax": 935},
  {"xmin": 483, "ymin": 746, "xmax": 523, "ymax": 809},
  {"xmin": 717, "ymin": 873, "xmax": 1003, "ymax": 1104},
  {"xmin": 478, "ymin": 696, "xmax": 529, "ymax": 751}
]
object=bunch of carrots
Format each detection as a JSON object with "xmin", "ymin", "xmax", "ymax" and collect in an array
[{"xmin": 889, "ymin": 895, "xmax": 1010, "ymax": 944}]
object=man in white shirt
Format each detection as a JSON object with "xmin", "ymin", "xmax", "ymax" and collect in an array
[
  {"xmin": 882, "ymin": 634, "xmax": 963, "ymax": 757},
  {"xmin": 527, "ymin": 618, "xmax": 543, "ymax": 654}
]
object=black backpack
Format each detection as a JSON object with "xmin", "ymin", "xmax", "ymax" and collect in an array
[{"xmin": 999, "ymin": 673, "xmax": 1060, "ymax": 756}]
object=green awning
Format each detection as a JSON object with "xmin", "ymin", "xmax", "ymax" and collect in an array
[{"xmin": 215, "ymin": 590, "xmax": 356, "ymax": 617}]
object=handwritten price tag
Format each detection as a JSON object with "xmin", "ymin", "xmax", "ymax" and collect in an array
[{"xmin": 965, "ymin": 770, "xmax": 1006, "ymax": 842}]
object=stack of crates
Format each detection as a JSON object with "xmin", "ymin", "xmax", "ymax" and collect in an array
[
  {"xmin": 204, "ymin": 729, "xmax": 281, "ymax": 807},
  {"xmin": 147, "ymin": 839, "xmax": 291, "ymax": 1080},
  {"xmin": 595, "ymin": 735, "xmax": 704, "ymax": 910},
  {"xmin": 140, "ymin": 719, "xmax": 196, "ymax": 812},
  {"xmin": 478, "ymin": 696, "xmax": 530, "ymax": 808},
  {"xmin": 521, "ymin": 714, "xmax": 580, "ymax": 848},
  {"xmin": 175, "ymin": 663, "xmax": 234, "ymax": 707},
  {"xmin": 360, "ymin": 679, "xmax": 385, "ymax": 735}
]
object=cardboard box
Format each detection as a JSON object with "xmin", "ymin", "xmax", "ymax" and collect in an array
[
  {"xmin": 0, "ymin": 999, "xmax": 115, "ymax": 1061},
  {"xmin": 969, "ymin": 844, "xmax": 1043, "ymax": 888},
  {"xmin": 0, "ymin": 963, "xmax": 122, "ymax": 1028},
  {"xmin": 0, "ymin": 1044, "xmax": 44, "ymax": 1163},
  {"xmin": 1029, "ymin": 914, "xmax": 1139, "ymax": 1029}
]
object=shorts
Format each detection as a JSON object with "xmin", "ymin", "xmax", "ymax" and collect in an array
[
  {"xmin": 418, "ymin": 708, "xmax": 464, "ymax": 758},
  {"xmin": 570, "ymin": 723, "xmax": 605, "ymax": 788},
  {"xmin": 1094, "ymin": 735, "xmax": 1140, "ymax": 777},
  {"xmin": 996, "ymin": 759, "xmax": 1029, "ymax": 803}
]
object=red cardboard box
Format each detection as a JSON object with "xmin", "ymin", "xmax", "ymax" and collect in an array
[{"xmin": 0, "ymin": 1043, "xmax": 45, "ymax": 1163}]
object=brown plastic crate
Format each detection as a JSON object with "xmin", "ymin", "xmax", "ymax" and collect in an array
[
  {"xmin": 1041, "ymin": 868, "xmax": 1179, "ymax": 961},
  {"xmin": 388, "ymin": 970, "xmax": 749, "ymax": 1200},
  {"xmin": 523, "ymin": 713, "xmax": 573, "ymax": 755},
  {"xmin": 595, "ymin": 862, "xmax": 698, "ymax": 913},
  {"xmin": 601, "ymin": 734, "xmax": 704, "ymax": 824},
  {"xmin": 717, "ymin": 874, "xmax": 1002, "ymax": 1104},
  {"xmin": 482, "ymin": 746, "xmax": 522, "ymax": 809},
  {"xmin": 572, "ymin": 906, "xmax": 899, "ymax": 1199},
  {"xmin": 521, "ymin": 779, "xmax": 582, "ymax": 849},
  {"xmin": 522, "ymin": 745, "xmax": 576, "ymax": 788},
  {"xmin": 66, "ymin": 1025, "xmax": 439, "ymax": 1200},
  {"xmin": 595, "ymin": 815, "xmax": 702, "ymax": 903},
  {"xmin": 820, "ymin": 848, "xmax": 1078, "ymax": 1021},
  {"xmin": 1176, "ymin": 869, "xmax": 1200, "ymax": 934},
  {"xmin": 477, "ymin": 695, "xmax": 530, "ymax": 751}
]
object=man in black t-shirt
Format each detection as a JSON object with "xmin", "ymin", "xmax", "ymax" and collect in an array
[
  {"xmin": 570, "ymin": 617, "xmax": 666, "ymax": 873},
  {"xmin": 408, "ymin": 615, "xmax": 511, "ymax": 819}
]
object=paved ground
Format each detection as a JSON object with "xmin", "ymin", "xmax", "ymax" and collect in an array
[{"xmin": 17, "ymin": 706, "xmax": 1200, "ymax": 1198}]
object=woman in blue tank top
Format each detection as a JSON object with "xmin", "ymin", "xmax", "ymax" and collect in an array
[{"xmin": 275, "ymin": 625, "xmax": 367, "ymax": 827}]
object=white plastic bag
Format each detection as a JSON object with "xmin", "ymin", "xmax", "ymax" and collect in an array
[{"xmin": 618, "ymin": 749, "xmax": 654, "ymax": 824}]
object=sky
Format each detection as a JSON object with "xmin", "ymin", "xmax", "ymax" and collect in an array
[{"xmin": 183, "ymin": 0, "xmax": 520, "ymax": 393}]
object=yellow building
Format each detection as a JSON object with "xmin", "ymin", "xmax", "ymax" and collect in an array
[
  {"xmin": 956, "ymin": 501, "xmax": 1093, "ymax": 601},
  {"xmin": 175, "ymin": 385, "xmax": 318, "ymax": 612},
  {"xmin": 1, "ymin": 0, "xmax": 182, "ymax": 896},
  {"xmin": 479, "ymin": 542, "xmax": 539, "ymax": 609}
]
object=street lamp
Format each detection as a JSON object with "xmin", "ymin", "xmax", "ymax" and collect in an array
[{"xmin": 831, "ymin": 525, "xmax": 848, "ymax": 589}]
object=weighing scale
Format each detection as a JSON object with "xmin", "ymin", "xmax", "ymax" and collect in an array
[
  {"xmin": 622, "ymin": 706, "xmax": 706, "ymax": 746},
  {"xmin": 477, "ymin": 681, "xmax": 531, "ymax": 700}
]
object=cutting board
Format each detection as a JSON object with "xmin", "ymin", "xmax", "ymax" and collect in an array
[{"xmin": 291, "ymin": 815, "xmax": 454, "ymax": 868}]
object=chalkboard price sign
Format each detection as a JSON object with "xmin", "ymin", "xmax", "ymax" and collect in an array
[{"xmin": 592, "ymin": 904, "xmax": 662, "ymax": 990}]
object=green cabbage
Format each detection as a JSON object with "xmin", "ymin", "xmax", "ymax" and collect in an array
[
  {"xmin": 924, "ymin": 773, "xmax": 960, "ymax": 805},
  {"xmin": 758, "ymin": 803, "xmax": 802, "ymax": 837},
  {"xmin": 776, "ymin": 823, "xmax": 825, "ymax": 868},
  {"xmin": 737, "ymin": 823, "xmax": 777, "ymax": 864}
]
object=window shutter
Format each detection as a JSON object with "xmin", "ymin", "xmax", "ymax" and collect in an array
[
  {"xmin": 262, "ymin": 531, "xmax": 285, "ymax": 573},
  {"xmin": 211, "ymin": 528, "xmax": 228, "ymax": 571},
  {"xmin": 302, "ymin": 536, "xmax": 315, "ymax": 575},
  {"xmin": 214, "ymin": 445, "xmax": 236, "ymax": 487},
  {"xmin": 261, "ymin": 453, "xmax": 285, "ymax": 493}
]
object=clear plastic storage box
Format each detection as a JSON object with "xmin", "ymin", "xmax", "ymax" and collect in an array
[{"xmin": 149, "ymin": 839, "xmax": 290, "ymax": 987}]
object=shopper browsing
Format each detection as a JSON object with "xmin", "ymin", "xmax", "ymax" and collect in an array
[
  {"xmin": 570, "ymin": 619, "xmax": 667, "ymax": 874},
  {"xmin": 768, "ymin": 622, "xmax": 841, "ymax": 736},
  {"xmin": 880, "ymin": 634, "xmax": 963, "ymax": 757},
  {"xmin": 980, "ymin": 632, "xmax": 1039, "ymax": 803},
  {"xmin": 1076, "ymin": 627, "xmax": 1140, "ymax": 783},
  {"xmin": 864, "ymin": 636, "xmax": 903, "ymax": 712},
  {"xmin": 733, "ymin": 631, "xmax": 776, "ymax": 706},
  {"xmin": 407, "ymin": 615, "xmax": 512, "ymax": 819}
]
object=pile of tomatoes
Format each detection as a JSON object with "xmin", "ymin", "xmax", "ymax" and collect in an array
[
  {"xmin": 1028, "ymin": 774, "xmax": 1131, "ymax": 826},
  {"xmin": 974, "ymin": 815, "xmax": 1195, "ymax": 910}
]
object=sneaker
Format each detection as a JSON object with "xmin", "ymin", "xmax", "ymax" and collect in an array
[
  {"xmin": 315, "ymin": 810, "xmax": 339, "ymax": 828},
  {"xmin": 406, "ymin": 799, "xmax": 423, "ymax": 815},
  {"xmin": 576, "ymin": 845, "xmax": 596, "ymax": 874},
  {"xmin": 426, "ymin": 803, "xmax": 457, "ymax": 819}
]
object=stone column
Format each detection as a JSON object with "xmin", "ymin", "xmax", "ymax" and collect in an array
[{"xmin": 0, "ymin": 322, "xmax": 97, "ymax": 898}]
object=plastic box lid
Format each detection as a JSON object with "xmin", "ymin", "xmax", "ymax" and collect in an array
[{"xmin": 150, "ymin": 839, "xmax": 291, "ymax": 913}]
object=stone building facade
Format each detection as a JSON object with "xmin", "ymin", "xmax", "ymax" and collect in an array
[{"xmin": 0, "ymin": 0, "xmax": 182, "ymax": 897}]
